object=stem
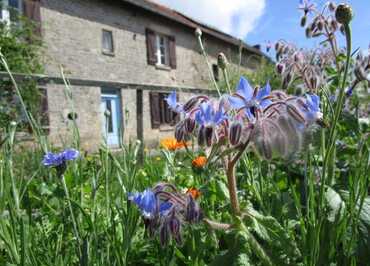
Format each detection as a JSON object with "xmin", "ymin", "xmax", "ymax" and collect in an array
[
  {"xmin": 61, "ymin": 174, "xmax": 82, "ymax": 258},
  {"xmin": 222, "ymin": 68, "xmax": 232, "ymax": 94},
  {"xmin": 320, "ymin": 23, "xmax": 352, "ymax": 201},
  {"xmin": 196, "ymin": 35, "xmax": 221, "ymax": 97},
  {"xmin": 226, "ymin": 161, "xmax": 240, "ymax": 215}
]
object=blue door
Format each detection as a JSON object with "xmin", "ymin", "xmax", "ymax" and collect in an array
[{"xmin": 100, "ymin": 92, "xmax": 121, "ymax": 147}]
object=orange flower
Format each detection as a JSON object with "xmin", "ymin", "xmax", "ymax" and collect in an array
[
  {"xmin": 186, "ymin": 187, "xmax": 201, "ymax": 199},
  {"xmin": 160, "ymin": 137, "xmax": 187, "ymax": 151},
  {"xmin": 192, "ymin": 156, "xmax": 207, "ymax": 168}
]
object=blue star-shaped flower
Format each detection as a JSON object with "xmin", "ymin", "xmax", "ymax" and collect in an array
[
  {"xmin": 228, "ymin": 77, "xmax": 272, "ymax": 120},
  {"xmin": 42, "ymin": 149, "xmax": 79, "ymax": 167},
  {"xmin": 128, "ymin": 189, "xmax": 158, "ymax": 218},
  {"xmin": 195, "ymin": 102, "xmax": 227, "ymax": 126},
  {"xmin": 165, "ymin": 91, "xmax": 183, "ymax": 113}
]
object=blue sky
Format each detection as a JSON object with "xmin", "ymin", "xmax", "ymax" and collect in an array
[
  {"xmin": 153, "ymin": 0, "xmax": 370, "ymax": 53},
  {"xmin": 247, "ymin": 0, "xmax": 370, "ymax": 52}
]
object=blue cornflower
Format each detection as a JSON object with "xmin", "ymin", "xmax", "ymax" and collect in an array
[
  {"xmin": 228, "ymin": 77, "xmax": 272, "ymax": 120},
  {"xmin": 195, "ymin": 102, "xmax": 227, "ymax": 126},
  {"xmin": 42, "ymin": 148, "xmax": 79, "ymax": 167},
  {"xmin": 165, "ymin": 91, "xmax": 183, "ymax": 113}
]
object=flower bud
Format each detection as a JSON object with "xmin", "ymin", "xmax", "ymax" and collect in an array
[
  {"xmin": 169, "ymin": 213, "xmax": 182, "ymax": 245},
  {"xmin": 317, "ymin": 20, "xmax": 324, "ymax": 31},
  {"xmin": 217, "ymin": 52, "xmax": 228, "ymax": 70},
  {"xmin": 305, "ymin": 27, "xmax": 313, "ymax": 38},
  {"xmin": 300, "ymin": 15, "xmax": 307, "ymax": 27},
  {"xmin": 330, "ymin": 19, "xmax": 338, "ymax": 31},
  {"xmin": 183, "ymin": 97, "xmax": 199, "ymax": 112},
  {"xmin": 293, "ymin": 52, "xmax": 303, "ymax": 63},
  {"xmin": 197, "ymin": 126, "xmax": 206, "ymax": 146},
  {"xmin": 328, "ymin": 2, "xmax": 336, "ymax": 12},
  {"xmin": 276, "ymin": 63, "xmax": 285, "ymax": 75},
  {"xmin": 159, "ymin": 224, "xmax": 170, "ymax": 247},
  {"xmin": 195, "ymin": 28, "xmax": 202, "ymax": 38},
  {"xmin": 275, "ymin": 41, "xmax": 281, "ymax": 51},
  {"xmin": 175, "ymin": 123, "xmax": 185, "ymax": 142},
  {"xmin": 229, "ymin": 121, "xmax": 242, "ymax": 146},
  {"xmin": 205, "ymin": 127, "xmax": 213, "ymax": 147},
  {"xmin": 10, "ymin": 121, "xmax": 17, "ymax": 127},
  {"xmin": 335, "ymin": 4, "xmax": 353, "ymax": 24},
  {"xmin": 184, "ymin": 117, "xmax": 196, "ymax": 133}
]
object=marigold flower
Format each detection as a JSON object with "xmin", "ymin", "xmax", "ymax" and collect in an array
[
  {"xmin": 160, "ymin": 137, "xmax": 187, "ymax": 151},
  {"xmin": 186, "ymin": 187, "xmax": 201, "ymax": 199},
  {"xmin": 192, "ymin": 156, "xmax": 207, "ymax": 169}
]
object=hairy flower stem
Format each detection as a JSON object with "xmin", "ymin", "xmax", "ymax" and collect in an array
[
  {"xmin": 226, "ymin": 162, "xmax": 240, "ymax": 215},
  {"xmin": 314, "ymin": 22, "xmax": 352, "ymax": 264},
  {"xmin": 61, "ymin": 175, "xmax": 82, "ymax": 258},
  {"xmin": 196, "ymin": 35, "xmax": 221, "ymax": 97},
  {"xmin": 222, "ymin": 68, "xmax": 232, "ymax": 94},
  {"xmin": 225, "ymin": 142, "xmax": 249, "ymax": 216}
]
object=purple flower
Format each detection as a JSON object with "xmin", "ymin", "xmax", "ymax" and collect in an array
[
  {"xmin": 228, "ymin": 77, "xmax": 272, "ymax": 120},
  {"xmin": 42, "ymin": 149, "xmax": 79, "ymax": 167}
]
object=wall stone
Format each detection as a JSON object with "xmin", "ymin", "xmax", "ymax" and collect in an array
[{"xmin": 46, "ymin": 84, "xmax": 102, "ymax": 152}]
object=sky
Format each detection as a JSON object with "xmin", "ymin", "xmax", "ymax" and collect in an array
[{"xmin": 152, "ymin": 0, "xmax": 370, "ymax": 54}]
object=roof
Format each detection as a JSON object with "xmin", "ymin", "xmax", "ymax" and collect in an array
[{"xmin": 121, "ymin": 0, "xmax": 266, "ymax": 57}]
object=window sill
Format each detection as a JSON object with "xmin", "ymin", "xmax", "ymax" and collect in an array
[
  {"xmin": 102, "ymin": 51, "xmax": 115, "ymax": 57},
  {"xmin": 159, "ymin": 124, "xmax": 175, "ymax": 132},
  {"xmin": 155, "ymin": 64, "xmax": 171, "ymax": 71}
]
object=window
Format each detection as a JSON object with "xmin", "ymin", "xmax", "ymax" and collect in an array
[
  {"xmin": 1, "ymin": 0, "xmax": 22, "ymax": 24},
  {"xmin": 146, "ymin": 29, "xmax": 177, "ymax": 69},
  {"xmin": 102, "ymin": 29, "xmax": 114, "ymax": 55},
  {"xmin": 155, "ymin": 34, "xmax": 169, "ymax": 66},
  {"xmin": 212, "ymin": 64, "xmax": 219, "ymax": 81},
  {"xmin": 150, "ymin": 92, "xmax": 179, "ymax": 129}
]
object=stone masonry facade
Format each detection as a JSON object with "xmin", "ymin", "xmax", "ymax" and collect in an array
[{"xmin": 39, "ymin": 0, "xmax": 264, "ymax": 151}]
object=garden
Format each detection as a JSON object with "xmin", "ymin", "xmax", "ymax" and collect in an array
[{"xmin": 0, "ymin": 1, "xmax": 369, "ymax": 265}]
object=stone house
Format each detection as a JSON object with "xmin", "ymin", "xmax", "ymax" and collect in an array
[{"xmin": 2, "ymin": 0, "xmax": 266, "ymax": 151}]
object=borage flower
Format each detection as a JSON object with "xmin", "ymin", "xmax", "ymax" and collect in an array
[
  {"xmin": 128, "ymin": 183, "xmax": 202, "ymax": 247},
  {"xmin": 195, "ymin": 101, "xmax": 227, "ymax": 146},
  {"xmin": 228, "ymin": 77, "xmax": 272, "ymax": 121}
]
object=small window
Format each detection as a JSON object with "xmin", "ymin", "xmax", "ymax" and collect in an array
[
  {"xmin": 156, "ymin": 34, "xmax": 169, "ymax": 66},
  {"xmin": 102, "ymin": 29, "xmax": 114, "ymax": 55},
  {"xmin": 212, "ymin": 64, "xmax": 219, "ymax": 81}
]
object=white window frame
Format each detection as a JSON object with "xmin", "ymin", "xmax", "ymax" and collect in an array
[
  {"xmin": 0, "ymin": 0, "xmax": 23, "ymax": 25},
  {"xmin": 155, "ymin": 33, "xmax": 169, "ymax": 66}
]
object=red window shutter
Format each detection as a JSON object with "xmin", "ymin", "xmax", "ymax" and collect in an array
[
  {"xmin": 168, "ymin": 36, "xmax": 177, "ymax": 69},
  {"xmin": 23, "ymin": 0, "xmax": 42, "ymax": 36},
  {"xmin": 149, "ymin": 92, "xmax": 160, "ymax": 129},
  {"xmin": 146, "ymin": 29, "xmax": 157, "ymax": 65}
]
